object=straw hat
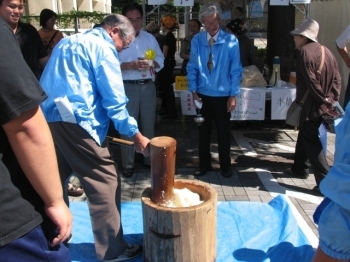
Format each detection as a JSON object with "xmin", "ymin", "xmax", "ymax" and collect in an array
[{"xmin": 290, "ymin": 18, "xmax": 319, "ymax": 42}]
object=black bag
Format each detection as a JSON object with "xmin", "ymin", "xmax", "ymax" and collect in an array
[
  {"xmin": 286, "ymin": 90, "xmax": 309, "ymax": 127},
  {"xmin": 286, "ymin": 101, "xmax": 303, "ymax": 127},
  {"xmin": 322, "ymin": 102, "xmax": 345, "ymax": 133}
]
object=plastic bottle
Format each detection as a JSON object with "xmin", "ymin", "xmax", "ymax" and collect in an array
[{"xmin": 270, "ymin": 56, "xmax": 281, "ymax": 86}]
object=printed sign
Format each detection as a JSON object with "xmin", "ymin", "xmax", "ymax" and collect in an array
[
  {"xmin": 250, "ymin": 0, "xmax": 265, "ymax": 18},
  {"xmin": 270, "ymin": 88, "xmax": 296, "ymax": 119},
  {"xmin": 175, "ymin": 76, "xmax": 188, "ymax": 91},
  {"xmin": 231, "ymin": 88, "xmax": 266, "ymax": 120},
  {"xmin": 180, "ymin": 91, "xmax": 197, "ymax": 116}
]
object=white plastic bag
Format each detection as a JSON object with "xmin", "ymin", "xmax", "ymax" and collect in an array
[{"xmin": 241, "ymin": 65, "xmax": 267, "ymax": 87}]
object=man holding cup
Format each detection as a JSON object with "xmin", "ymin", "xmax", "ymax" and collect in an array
[{"xmin": 119, "ymin": 2, "xmax": 164, "ymax": 178}]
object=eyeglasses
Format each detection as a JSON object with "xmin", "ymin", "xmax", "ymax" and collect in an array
[
  {"xmin": 122, "ymin": 39, "xmax": 131, "ymax": 50},
  {"xmin": 128, "ymin": 18, "xmax": 142, "ymax": 24}
]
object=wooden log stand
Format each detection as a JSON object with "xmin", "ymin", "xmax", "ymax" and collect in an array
[
  {"xmin": 142, "ymin": 180, "xmax": 217, "ymax": 262},
  {"xmin": 142, "ymin": 136, "xmax": 217, "ymax": 262}
]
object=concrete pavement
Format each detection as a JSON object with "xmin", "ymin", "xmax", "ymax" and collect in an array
[{"xmin": 70, "ymin": 101, "xmax": 335, "ymax": 249}]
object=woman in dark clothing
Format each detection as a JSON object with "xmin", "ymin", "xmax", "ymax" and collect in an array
[
  {"xmin": 180, "ymin": 18, "xmax": 201, "ymax": 75},
  {"xmin": 226, "ymin": 18, "xmax": 264, "ymax": 73},
  {"xmin": 157, "ymin": 15, "xmax": 179, "ymax": 119},
  {"xmin": 285, "ymin": 19, "xmax": 341, "ymax": 190}
]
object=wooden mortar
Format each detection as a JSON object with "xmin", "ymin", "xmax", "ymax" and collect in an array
[{"xmin": 141, "ymin": 179, "xmax": 217, "ymax": 262}]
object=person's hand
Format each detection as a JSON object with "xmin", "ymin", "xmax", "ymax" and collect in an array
[
  {"xmin": 227, "ymin": 96, "xmax": 237, "ymax": 112},
  {"xmin": 192, "ymin": 92, "xmax": 202, "ymax": 109},
  {"xmin": 135, "ymin": 59, "xmax": 152, "ymax": 70},
  {"xmin": 44, "ymin": 200, "xmax": 73, "ymax": 247},
  {"xmin": 132, "ymin": 132, "xmax": 150, "ymax": 157}
]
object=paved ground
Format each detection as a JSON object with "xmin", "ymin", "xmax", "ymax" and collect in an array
[{"xmin": 70, "ymin": 98, "xmax": 335, "ymax": 249}]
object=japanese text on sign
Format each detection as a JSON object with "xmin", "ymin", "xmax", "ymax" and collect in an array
[
  {"xmin": 180, "ymin": 91, "xmax": 196, "ymax": 115},
  {"xmin": 231, "ymin": 88, "xmax": 266, "ymax": 120},
  {"xmin": 175, "ymin": 76, "xmax": 189, "ymax": 91},
  {"xmin": 271, "ymin": 88, "xmax": 296, "ymax": 119}
]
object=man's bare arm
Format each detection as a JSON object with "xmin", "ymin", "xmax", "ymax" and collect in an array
[
  {"xmin": 131, "ymin": 132, "xmax": 150, "ymax": 157},
  {"xmin": 3, "ymin": 106, "xmax": 72, "ymax": 246},
  {"xmin": 336, "ymin": 45, "xmax": 350, "ymax": 69}
]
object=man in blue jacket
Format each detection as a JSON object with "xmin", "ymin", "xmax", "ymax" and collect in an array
[
  {"xmin": 40, "ymin": 14, "xmax": 148, "ymax": 261},
  {"xmin": 187, "ymin": 2, "xmax": 242, "ymax": 178}
]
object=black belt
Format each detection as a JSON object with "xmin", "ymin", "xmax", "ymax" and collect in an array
[{"xmin": 123, "ymin": 79, "xmax": 152, "ymax": 85}]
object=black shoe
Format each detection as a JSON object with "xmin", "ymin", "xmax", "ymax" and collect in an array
[
  {"xmin": 284, "ymin": 168, "xmax": 309, "ymax": 179},
  {"xmin": 194, "ymin": 167, "xmax": 212, "ymax": 177},
  {"xmin": 103, "ymin": 243, "xmax": 143, "ymax": 261},
  {"xmin": 221, "ymin": 169, "xmax": 233, "ymax": 178},
  {"xmin": 122, "ymin": 168, "xmax": 134, "ymax": 178}
]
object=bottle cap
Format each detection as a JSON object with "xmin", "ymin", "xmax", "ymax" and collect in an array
[{"xmin": 273, "ymin": 56, "xmax": 280, "ymax": 64}]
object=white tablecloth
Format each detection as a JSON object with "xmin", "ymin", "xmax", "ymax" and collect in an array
[{"xmin": 174, "ymin": 83, "xmax": 296, "ymax": 120}]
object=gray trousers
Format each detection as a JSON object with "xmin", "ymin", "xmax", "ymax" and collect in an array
[
  {"xmin": 121, "ymin": 81, "xmax": 156, "ymax": 168},
  {"xmin": 49, "ymin": 122, "xmax": 128, "ymax": 261}
]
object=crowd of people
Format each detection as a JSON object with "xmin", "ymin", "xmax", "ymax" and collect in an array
[{"xmin": 1, "ymin": 0, "xmax": 350, "ymax": 261}]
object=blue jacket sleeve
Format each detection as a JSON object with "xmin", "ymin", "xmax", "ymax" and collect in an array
[
  {"xmin": 320, "ymin": 104, "xmax": 350, "ymax": 210},
  {"xmin": 228, "ymin": 35, "xmax": 242, "ymax": 97},
  {"xmin": 94, "ymin": 46, "xmax": 139, "ymax": 138},
  {"xmin": 186, "ymin": 34, "xmax": 200, "ymax": 93}
]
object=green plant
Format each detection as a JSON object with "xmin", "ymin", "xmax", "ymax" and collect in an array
[
  {"xmin": 257, "ymin": 48, "xmax": 267, "ymax": 63},
  {"xmin": 20, "ymin": 16, "xmax": 29, "ymax": 23},
  {"xmin": 55, "ymin": 10, "xmax": 107, "ymax": 30}
]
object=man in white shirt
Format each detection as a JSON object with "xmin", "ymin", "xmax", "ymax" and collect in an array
[
  {"xmin": 119, "ymin": 2, "xmax": 164, "ymax": 178},
  {"xmin": 336, "ymin": 24, "xmax": 350, "ymax": 108}
]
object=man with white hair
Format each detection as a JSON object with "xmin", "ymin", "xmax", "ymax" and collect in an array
[
  {"xmin": 40, "ymin": 14, "xmax": 148, "ymax": 261},
  {"xmin": 186, "ymin": 2, "xmax": 242, "ymax": 178}
]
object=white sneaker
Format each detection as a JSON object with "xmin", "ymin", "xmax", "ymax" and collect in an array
[{"xmin": 103, "ymin": 243, "xmax": 143, "ymax": 262}]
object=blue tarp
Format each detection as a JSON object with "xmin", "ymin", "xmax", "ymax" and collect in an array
[{"xmin": 69, "ymin": 195, "xmax": 315, "ymax": 261}]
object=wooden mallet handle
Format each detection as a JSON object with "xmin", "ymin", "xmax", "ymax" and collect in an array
[{"xmin": 107, "ymin": 136, "xmax": 134, "ymax": 148}]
